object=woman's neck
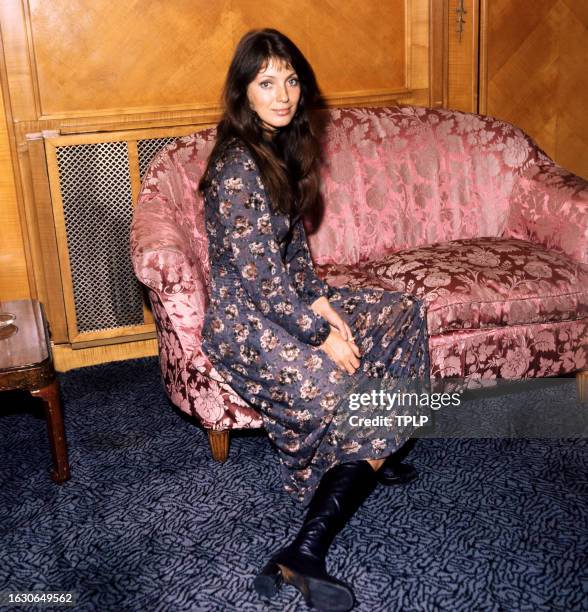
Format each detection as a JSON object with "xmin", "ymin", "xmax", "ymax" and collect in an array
[{"xmin": 261, "ymin": 126, "xmax": 277, "ymax": 141}]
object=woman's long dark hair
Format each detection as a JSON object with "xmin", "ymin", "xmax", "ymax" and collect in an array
[{"xmin": 198, "ymin": 28, "xmax": 323, "ymax": 248}]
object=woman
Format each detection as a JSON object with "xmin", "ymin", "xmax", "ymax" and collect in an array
[{"xmin": 199, "ymin": 29, "xmax": 430, "ymax": 611}]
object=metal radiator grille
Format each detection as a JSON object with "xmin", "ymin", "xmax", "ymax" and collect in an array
[
  {"xmin": 137, "ymin": 137, "xmax": 177, "ymax": 180},
  {"xmin": 56, "ymin": 142, "xmax": 144, "ymax": 333}
]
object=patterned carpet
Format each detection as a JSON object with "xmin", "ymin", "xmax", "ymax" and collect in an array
[{"xmin": 1, "ymin": 357, "xmax": 586, "ymax": 611}]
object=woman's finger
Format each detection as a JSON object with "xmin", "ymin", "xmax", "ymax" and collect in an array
[
  {"xmin": 336, "ymin": 314, "xmax": 351, "ymax": 341},
  {"xmin": 344, "ymin": 322, "xmax": 354, "ymax": 340},
  {"xmin": 349, "ymin": 340, "xmax": 361, "ymax": 359},
  {"xmin": 333, "ymin": 314, "xmax": 349, "ymax": 341}
]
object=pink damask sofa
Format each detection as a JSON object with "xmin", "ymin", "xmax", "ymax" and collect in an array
[{"xmin": 131, "ymin": 106, "xmax": 588, "ymax": 460}]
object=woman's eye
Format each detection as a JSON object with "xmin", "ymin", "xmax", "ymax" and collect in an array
[
  {"xmin": 289, "ymin": 78, "xmax": 299, "ymax": 86},
  {"xmin": 260, "ymin": 81, "xmax": 272, "ymax": 88}
]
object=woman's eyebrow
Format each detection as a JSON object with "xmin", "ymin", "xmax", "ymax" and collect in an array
[{"xmin": 257, "ymin": 71, "xmax": 298, "ymax": 80}]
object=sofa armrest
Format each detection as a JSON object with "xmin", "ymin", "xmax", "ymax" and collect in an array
[
  {"xmin": 504, "ymin": 162, "xmax": 588, "ymax": 264},
  {"xmin": 131, "ymin": 204, "xmax": 208, "ymax": 358},
  {"xmin": 131, "ymin": 205, "xmax": 195, "ymax": 293}
]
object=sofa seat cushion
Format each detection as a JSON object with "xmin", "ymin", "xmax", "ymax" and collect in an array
[{"xmin": 318, "ymin": 237, "xmax": 588, "ymax": 336}]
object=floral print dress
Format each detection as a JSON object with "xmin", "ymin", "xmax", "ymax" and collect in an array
[{"xmin": 201, "ymin": 140, "xmax": 430, "ymax": 506}]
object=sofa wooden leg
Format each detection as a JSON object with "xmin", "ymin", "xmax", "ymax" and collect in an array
[
  {"xmin": 207, "ymin": 429, "xmax": 230, "ymax": 462},
  {"xmin": 577, "ymin": 370, "xmax": 588, "ymax": 403}
]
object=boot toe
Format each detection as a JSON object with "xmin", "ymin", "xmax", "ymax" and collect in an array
[
  {"xmin": 377, "ymin": 461, "xmax": 418, "ymax": 486},
  {"xmin": 253, "ymin": 559, "xmax": 283, "ymax": 599}
]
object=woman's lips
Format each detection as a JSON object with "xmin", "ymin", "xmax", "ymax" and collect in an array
[{"xmin": 273, "ymin": 108, "xmax": 291, "ymax": 115}]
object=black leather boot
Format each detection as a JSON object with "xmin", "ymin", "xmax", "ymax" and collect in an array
[
  {"xmin": 253, "ymin": 459, "xmax": 379, "ymax": 611},
  {"xmin": 376, "ymin": 439, "xmax": 419, "ymax": 486}
]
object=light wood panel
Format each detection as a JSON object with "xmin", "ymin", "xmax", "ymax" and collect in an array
[
  {"xmin": 446, "ymin": 0, "xmax": 479, "ymax": 112},
  {"xmin": 555, "ymin": 2, "xmax": 588, "ymax": 177},
  {"xmin": 0, "ymin": 81, "xmax": 29, "ymax": 300},
  {"xmin": 409, "ymin": 0, "xmax": 430, "ymax": 97},
  {"xmin": 19, "ymin": 135, "xmax": 69, "ymax": 340},
  {"xmin": 0, "ymin": 0, "xmax": 37, "ymax": 121},
  {"xmin": 480, "ymin": 0, "xmax": 588, "ymax": 179},
  {"xmin": 238, "ymin": 0, "xmax": 406, "ymax": 92},
  {"xmin": 429, "ymin": 0, "xmax": 448, "ymax": 108},
  {"xmin": 25, "ymin": 0, "xmax": 410, "ymax": 118},
  {"xmin": 53, "ymin": 339, "xmax": 158, "ymax": 372},
  {"xmin": 1, "ymin": 0, "xmax": 431, "ymax": 133}
]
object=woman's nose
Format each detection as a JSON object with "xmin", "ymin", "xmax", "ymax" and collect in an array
[{"xmin": 277, "ymin": 86, "xmax": 289, "ymax": 103}]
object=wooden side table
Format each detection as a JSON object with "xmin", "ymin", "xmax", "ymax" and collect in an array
[{"xmin": 0, "ymin": 299, "xmax": 70, "ymax": 482}]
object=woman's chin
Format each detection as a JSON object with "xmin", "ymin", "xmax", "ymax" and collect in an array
[{"xmin": 261, "ymin": 117, "xmax": 294, "ymax": 131}]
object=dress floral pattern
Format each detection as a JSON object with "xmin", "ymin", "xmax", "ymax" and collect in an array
[{"xmin": 201, "ymin": 140, "xmax": 430, "ymax": 505}]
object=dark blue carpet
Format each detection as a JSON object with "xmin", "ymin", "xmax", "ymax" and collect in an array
[{"xmin": 1, "ymin": 358, "xmax": 586, "ymax": 611}]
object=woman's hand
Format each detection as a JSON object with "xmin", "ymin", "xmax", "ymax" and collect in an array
[
  {"xmin": 310, "ymin": 296, "xmax": 354, "ymax": 341},
  {"xmin": 320, "ymin": 327, "xmax": 361, "ymax": 374},
  {"xmin": 310, "ymin": 297, "xmax": 361, "ymax": 374}
]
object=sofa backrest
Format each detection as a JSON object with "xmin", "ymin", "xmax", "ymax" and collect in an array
[
  {"xmin": 307, "ymin": 106, "xmax": 544, "ymax": 265},
  {"xmin": 138, "ymin": 106, "xmax": 544, "ymax": 275}
]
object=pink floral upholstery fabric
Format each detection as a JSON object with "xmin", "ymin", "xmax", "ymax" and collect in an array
[
  {"xmin": 504, "ymin": 162, "xmax": 588, "ymax": 265},
  {"xmin": 318, "ymin": 237, "xmax": 588, "ymax": 336},
  {"xmin": 150, "ymin": 290, "xmax": 261, "ymax": 430},
  {"xmin": 427, "ymin": 319, "xmax": 586, "ymax": 380},
  {"xmin": 130, "ymin": 105, "xmax": 588, "ymax": 431},
  {"xmin": 317, "ymin": 236, "xmax": 588, "ymax": 382},
  {"xmin": 131, "ymin": 130, "xmax": 215, "ymax": 356},
  {"xmin": 306, "ymin": 106, "xmax": 542, "ymax": 266}
]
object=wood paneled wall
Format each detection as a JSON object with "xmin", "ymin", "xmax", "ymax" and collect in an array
[
  {"xmin": 3, "ymin": 0, "xmax": 429, "ymax": 130},
  {"xmin": 480, "ymin": 0, "xmax": 588, "ymax": 179},
  {"xmin": 0, "ymin": 82, "xmax": 29, "ymax": 301},
  {"xmin": 0, "ymin": 0, "xmax": 431, "ymax": 369},
  {"xmin": 29, "ymin": 0, "xmax": 407, "ymax": 116}
]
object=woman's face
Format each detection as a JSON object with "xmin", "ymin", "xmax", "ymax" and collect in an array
[{"xmin": 246, "ymin": 58, "xmax": 301, "ymax": 131}]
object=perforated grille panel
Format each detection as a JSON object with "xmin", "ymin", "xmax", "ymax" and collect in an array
[
  {"xmin": 56, "ymin": 142, "xmax": 144, "ymax": 333},
  {"xmin": 138, "ymin": 137, "xmax": 176, "ymax": 180}
]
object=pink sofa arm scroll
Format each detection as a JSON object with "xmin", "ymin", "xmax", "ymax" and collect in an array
[
  {"xmin": 131, "ymin": 207, "xmax": 195, "ymax": 293},
  {"xmin": 504, "ymin": 162, "xmax": 588, "ymax": 265},
  {"xmin": 131, "ymin": 199, "xmax": 207, "ymax": 358}
]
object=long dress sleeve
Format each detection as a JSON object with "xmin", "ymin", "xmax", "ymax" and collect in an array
[
  {"xmin": 284, "ymin": 218, "xmax": 331, "ymax": 306},
  {"xmin": 211, "ymin": 148, "xmax": 331, "ymax": 347}
]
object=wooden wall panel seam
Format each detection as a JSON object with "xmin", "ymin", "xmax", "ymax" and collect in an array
[
  {"xmin": 25, "ymin": 135, "xmax": 68, "ymax": 340},
  {"xmin": 43, "ymin": 139, "xmax": 79, "ymax": 341},
  {"xmin": 405, "ymin": 0, "xmax": 412, "ymax": 90},
  {"xmin": 22, "ymin": 0, "xmax": 41, "ymax": 117},
  {"xmin": 429, "ymin": 0, "xmax": 448, "ymax": 107},
  {"xmin": 0, "ymin": 24, "xmax": 36, "ymax": 300},
  {"xmin": 478, "ymin": 0, "xmax": 488, "ymax": 114},
  {"xmin": 0, "ymin": 0, "xmax": 38, "ymax": 120}
]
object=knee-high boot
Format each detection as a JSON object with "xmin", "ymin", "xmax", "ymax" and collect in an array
[{"xmin": 253, "ymin": 459, "xmax": 379, "ymax": 611}]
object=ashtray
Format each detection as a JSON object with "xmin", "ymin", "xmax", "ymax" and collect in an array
[{"xmin": 0, "ymin": 312, "xmax": 16, "ymax": 328}]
